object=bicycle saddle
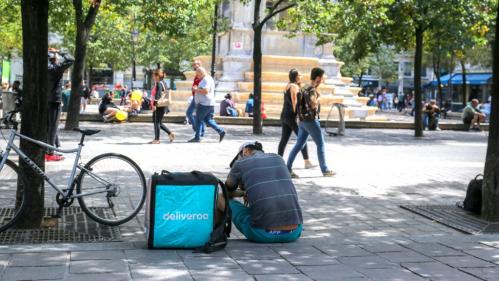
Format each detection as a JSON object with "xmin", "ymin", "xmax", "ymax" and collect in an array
[{"xmin": 73, "ymin": 128, "xmax": 101, "ymax": 136}]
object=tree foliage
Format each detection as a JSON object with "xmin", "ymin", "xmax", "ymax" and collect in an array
[{"xmin": 0, "ymin": 0, "xmax": 22, "ymax": 58}]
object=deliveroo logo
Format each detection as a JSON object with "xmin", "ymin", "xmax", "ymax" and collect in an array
[{"xmin": 163, "ymin": 212, "xmax": 209, "ymax": 221}]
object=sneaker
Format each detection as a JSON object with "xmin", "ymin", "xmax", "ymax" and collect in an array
[
  {"xmin": 472, "ymin": 127, "xmax": 482, "ymax": 132},
  {"xmin": 304, "ymin": 162, "xmax": 318, "ymax": 169},
  {"xmin": 188, "ymin": 138, "xmax": 201, "ymax": 143},
  {"xmin": 290, "ymin": 171, "xmax": 299, "ymax": 179},
  {"xmin": 219, "ymin": 131, "xmax": 226, "ymax": 143},
  {"xmin": 45, "ymin": 154, "xmax": 64, "ymax": 162},
  {"xmin": 148, "ymin": 140, "xmax": 160, "ymax": 144},
  {"xmin": 323, "ymin": 170, "xmax": 336, "ymax": 177}
]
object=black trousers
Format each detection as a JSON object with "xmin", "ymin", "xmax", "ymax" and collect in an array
[
  {"xmin": 153, "ymin": 107, "xmax": 171, "ymax": 140},
  {"xmin": 47, "ymin": 102, "xmax": 61, "ymax": 154},
  {"xmin": 278, "ymin": 120, "xmax": 309, "ymax": 160}
]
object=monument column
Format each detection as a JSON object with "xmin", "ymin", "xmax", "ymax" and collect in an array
[
  {"xmin": 318, "ymin": 42, "xmax": 344, "ymax": 85},
  {"xmin": 216, "ymin": 1, "xmax": 256, "ymax": 93}
]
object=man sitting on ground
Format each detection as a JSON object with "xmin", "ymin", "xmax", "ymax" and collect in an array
[
  {"xmin": 217, "ymin": 141, "xmax": 303, "ymax": 243},
  {"xmin": 423, "ymin": 100, "xmax": 441, "ymax": 131},
  {"xmin": 462, "ymin": 99, "xmax": 486, "ymax": 131}
]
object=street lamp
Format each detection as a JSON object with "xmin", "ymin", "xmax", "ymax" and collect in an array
[{"xmin": 131, "ymin": 29, "xmax": 138, "ymax": 89}]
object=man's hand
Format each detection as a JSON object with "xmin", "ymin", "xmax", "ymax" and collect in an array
[{"xmin": 48, "ymin": 48, "xmax": 58, "ymax": 53}]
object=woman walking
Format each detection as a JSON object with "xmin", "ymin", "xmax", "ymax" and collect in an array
[
  {"xmin": 150, "ymin": 69, "xmax": 175, "ymax": 144},
  {"xmin": 278, "ymin": 69, "xmax": 315, "ymax": 169}
]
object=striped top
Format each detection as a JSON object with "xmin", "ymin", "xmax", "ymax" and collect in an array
[{"xmin": 227, "ymin": 151, "xmax": 303, "ymax": 229}]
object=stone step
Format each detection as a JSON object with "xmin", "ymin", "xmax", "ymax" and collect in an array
[
  {"xmin": 260, "ymin": 55, "xmax": 320, "ymax": 73},
  {"xmin": 237, "ymin": 82, "xmax": 336, "ymax": 94}
]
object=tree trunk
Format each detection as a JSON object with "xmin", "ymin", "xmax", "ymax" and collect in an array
[
  {"xmin": 414, "ymin": 27, "xmax": 424, "ymax": 137},
  {"xmin": 17, "ymin": 0, "xmax": 49, "ymax": 228},
  {"xmin": 210, "ymin": 1, "xmax": 219, "ymax": 78},
  {"xmin": 433, "ymin": 53, "xmax": 444, "ymax": 108},
  {"xmin": 252, "ymin": 0, "xmax": 263, "ymax": 135},
  {"xmin": 481, "ymin": 4, "xmax": 499, "ymax": 221},
  {"xmin": 88, "ymin": 65, "xmax": 93, "ymax": 88},
  {"xmin": 461, "ymin": 59, "xmax": 468, "ymax": 106},
  {"xmin": 448, "ymin": 54, "xmax": 454, "ymax": 105},
  {"xmin": 65, "ymin": 0, "xmax": 101, "ymax": 130},
  {"xmin": 358, "ymin": 71, "xmax": 364, "ymax": 87},
  {"xmin": 66, "ymin": 22, "xmax": 88, "ymax": 130}
]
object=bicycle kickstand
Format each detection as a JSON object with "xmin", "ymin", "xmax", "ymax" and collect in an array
[{"xmin": 53, "ymin": 204, "xmax": 64, "ymax": 219}]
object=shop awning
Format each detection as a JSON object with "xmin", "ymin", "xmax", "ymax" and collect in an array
[
  {"xmin": 451, "ymin": 73, "xmax": 492, "ymax": 85},
  {"xmin": 429, "ymin": 73, "xmax": 492, "ymax": 87}
]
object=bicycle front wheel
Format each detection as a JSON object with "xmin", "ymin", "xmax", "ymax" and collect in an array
[
  {"xmin": 76, "ymin": 153, "xmax": 146, "ymax": 226},
  {"xmin": 0, "ymin": 159, "xmax": 28, "ymax": 232}
]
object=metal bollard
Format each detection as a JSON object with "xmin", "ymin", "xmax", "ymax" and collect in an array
[{"xmin": 0, "ymin": 91, "xmax": 17, "ymax": 119}]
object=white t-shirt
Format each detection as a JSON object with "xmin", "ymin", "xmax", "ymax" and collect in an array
[{"xmin": 195, "ymin": 75, "xmax": 216, "ymax": 106}]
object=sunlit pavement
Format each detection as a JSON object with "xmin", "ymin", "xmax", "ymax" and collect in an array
[{"xmin": 1, "ymin": 122, "xmax": 497, "ymax": 280}]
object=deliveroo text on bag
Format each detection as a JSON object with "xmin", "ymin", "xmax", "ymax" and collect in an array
[{"xmin": 153, "ymin": 185, "xmax": 216, "ymax": 248}]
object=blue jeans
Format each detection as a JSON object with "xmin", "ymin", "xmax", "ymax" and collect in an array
[
  {"xmin": 195, "ymin": 105, "xmax": 224, "ymax": 140},
  {"xmin": 186, "ymin": 99, "xmax": 204, "ymax": 135},
  {"xmin": 229, "ymin": 200, "xmax": 302, "ymax": 243},
  {"xmin": 287, "ymin": 120, "xmax": 329, "ymax": 173}
]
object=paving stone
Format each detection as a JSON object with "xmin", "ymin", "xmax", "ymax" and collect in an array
[
  {"xmin": 338, "ymin": 256, "xmax": 397, "ymax": 269},
  {"xmin": 361, "ymin": 243, "xmax": 408, "ymax": 253},
  {"xmin": 182, "ymin": 256, "xmax": 240, "ymax": 270},
  {"xmin": 358, "ymin": 268, "xmax": 427, "ymax": 281},
  {"xmin": 298, "ymin": 264, "xmax": 367, "ymax": 281},
  {"xmin": 130, "ymin": 264, "xmax": 193, "ymax": 281},
  {"xmin": 403, "ymin": 243, "xmax": 465, "ymax": 257},
  {"xmin": 71, "ymin": 250, "xmax": 125, "ymax": 261},
  {"xmin": 254, "ymin": 274, "xmax": 314, "ymax": 281},
  {"xmin": 125, "ymin": 249, "xmax": 180, "ymax": 263},
  {"xmin": 377, "ymin": 251, "xmax": 434, "ymax": 263},
  {"xmin": 314, "ymin": 244, "xmax": 373, "ymax": 258},
  {"xmin": 226, "ymin": 247, "xmax": 281, "ymax": 260},
  {"xmin": 460, "ymin": 267, "xmax": 499, "ymax": 281},
  {"xmin": 402, "ymin": 262, "xmax": 482, "ymax": 281},
  {"xmin": 189, "ymin": 268, "xmax": 254, "ymax": 281},
  {"xmin": 434, "ymin": 255, "xmax": 496, "ymax": 268},
  {"xmin": 238, "ymin": 259, "xmax": 298, "ymax": 275},
  {"xmin": 274, "ymin": 246, "xmax": 339, "ymax": 266},
  {"xmin": 67, "ymin": 273, "xmax": 130, "ymax": 281},
  {"xmin": 1, "ymin": 265, "xmax": 66, "ymax": 281},
  {"xmin": 8, "ymin": 252, "xmax": 68, "ymax": 267},
  {"xmin": 69, "ymin": 259, "xmax": 127, "ymax": 274},
  {"xmin": 464, "ymin": 249, "xmax": 499, "ymax": 262}
]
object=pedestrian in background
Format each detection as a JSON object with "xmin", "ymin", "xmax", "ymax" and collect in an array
[
  {"xmin": 186, "ymin": 59, "xmax": 205, "ymax": 136},
  {"xmin": 189, "ymin": 67, "xmax": 225, "ymax": 143},
  {"xmin": 149, "ymin": 69, "xmax": 175, "ymax": 144},
  {"xmin": 47, "ymin": 48, "xmax": 74, "ymax": 161},
  {"xmin": 287, "ymin": 67, "xmax": 334, "ymax": 178},
  {"xmin": 278, "ymin": 68, "xmax": 315, "ymax": 169}
]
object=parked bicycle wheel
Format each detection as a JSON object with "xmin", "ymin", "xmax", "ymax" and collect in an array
[
  {"xmin": 0, "ymin": 159, "xmax": 28, "ymax": 232},
  {"xmin": 76, "ymin": 153, "xmax": 146, "ymax": 226},
  {"xmin": 325, "ymin": 103, "xmax": 346, "ymax": 137}
]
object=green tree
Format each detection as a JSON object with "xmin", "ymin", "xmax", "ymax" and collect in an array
[
  {"xmin": 0, "ymin": 1, "xmax": 22, "ymax": 58},
  {"xmin": 482, "ymin": 1, "xmax": 499, "ymax": 221}
]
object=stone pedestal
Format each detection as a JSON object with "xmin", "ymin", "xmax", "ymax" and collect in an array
[{"xmin": 216, "ymin": 55, "xmax": 252, "ymax": 93}]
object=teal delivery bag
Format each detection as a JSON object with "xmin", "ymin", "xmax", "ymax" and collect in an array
[{"xmin": 145, "ymin": 171, "xmax": 231, "ymax": 252}]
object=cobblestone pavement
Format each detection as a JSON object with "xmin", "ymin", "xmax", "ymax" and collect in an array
[{"xmin": 1, "ymin": 122, "xmax": 497, "ymax": 281}]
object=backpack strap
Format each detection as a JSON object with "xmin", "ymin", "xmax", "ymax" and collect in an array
[{"xmin": 195, "ymin": 179, "xmax": 231, "ymax": 253}]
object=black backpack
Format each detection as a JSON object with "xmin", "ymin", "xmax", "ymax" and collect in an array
[
  {"xmin": 463, "ymin": 174, "xmax": 483, "ymax": 214},
  {"xmin": 297, "ymin": 85, "xmax": 319, "ymax": 121}
]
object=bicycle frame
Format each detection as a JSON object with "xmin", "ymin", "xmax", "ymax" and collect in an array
[{"xmin": 0, "ymin": 128, "xmax": 112, "ymax": 200}]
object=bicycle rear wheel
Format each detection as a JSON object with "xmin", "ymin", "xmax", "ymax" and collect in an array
[
  {"xmin": 0, "ymin": 159, "xmax": 28, "ymax": 232},
  {"xmin": 76, "ymin": 153, "xmax": 146, "ymax": 226}
]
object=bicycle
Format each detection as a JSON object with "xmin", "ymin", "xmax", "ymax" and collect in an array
[{"xmin": 0, "ymin": 111, "xmax": 146, "ymax": 232}]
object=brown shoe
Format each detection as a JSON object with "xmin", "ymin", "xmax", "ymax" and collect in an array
[
  {"xmin": 323, "ymin": 170, "xmax": 336, "ymax": 177},
  {"xmin": 148, "ymin": 140, "xmax": 160, "ymax": 144}
]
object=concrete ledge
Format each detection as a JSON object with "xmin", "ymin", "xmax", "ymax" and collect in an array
[{"xmin": 64, "ymin": 114, "xmax": 489, "ymax": 131}]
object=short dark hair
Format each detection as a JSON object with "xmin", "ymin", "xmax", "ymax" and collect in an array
[
  {"xmin": 249, "ymin": 93, "xmax": 254, "ymax": 99},
  {"xmin": 225, "ymin": 93, "xmax": 232, "ymax": 99},
  {"xmin": 310, "ymin": 67, "xmax": 325, "ymax": 81},
  {"xmin": 289, "ymin": 68, "xmax": 299, "ymax": 83}
]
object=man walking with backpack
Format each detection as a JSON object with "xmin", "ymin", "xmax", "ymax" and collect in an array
[{"xmin": 287, "ymin": 67, "xmax": 335, "ymax": 177}]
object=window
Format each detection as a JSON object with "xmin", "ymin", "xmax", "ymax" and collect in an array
[{"xmin": 403, "ymin": 62, "xmax": 412, "ymax": 77}]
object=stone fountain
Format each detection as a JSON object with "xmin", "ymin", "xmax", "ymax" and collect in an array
[{"xmin": 169, "ymin": 0, "xmax": 378, "ymax": 120}]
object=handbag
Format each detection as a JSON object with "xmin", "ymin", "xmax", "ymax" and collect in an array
[{"xmin": 156, "ymin": 81, "xmax": 171, "ymax": 108}]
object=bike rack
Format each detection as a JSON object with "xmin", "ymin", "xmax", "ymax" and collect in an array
[{"xmin": 325, "ymin": 103, "xmax": 346, "ymax": 137}]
